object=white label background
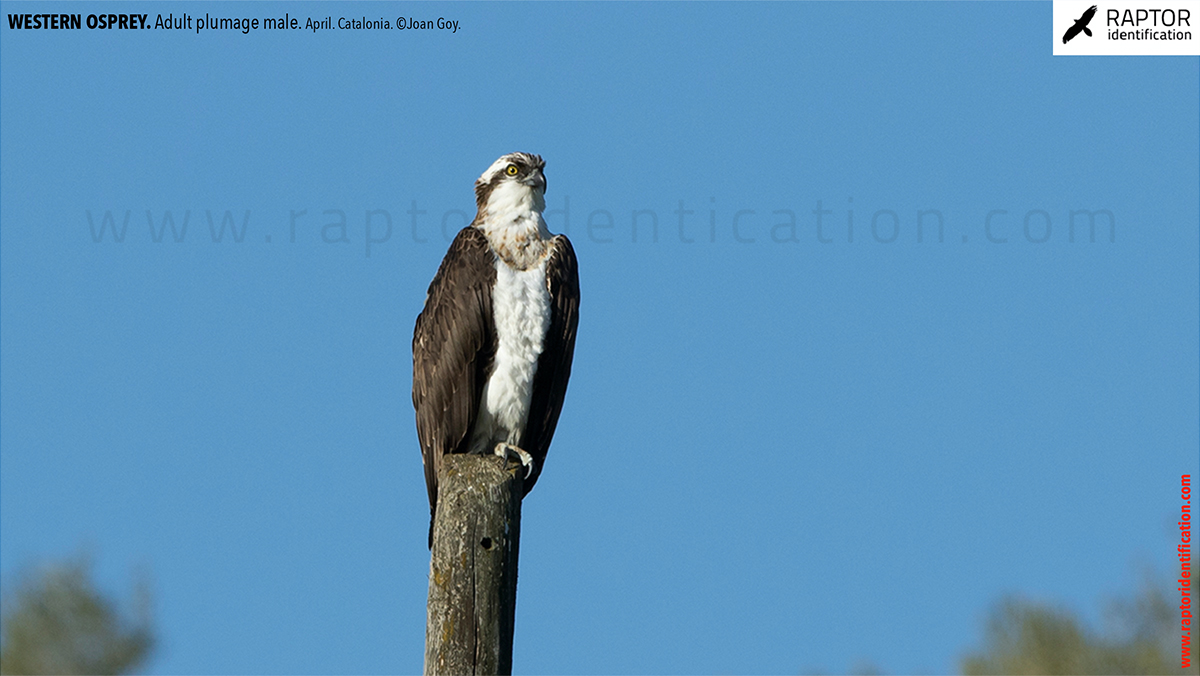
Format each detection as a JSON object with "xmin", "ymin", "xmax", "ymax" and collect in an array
[{"xmin": 1054, "ymin": 0, "xmax": 1200, "ymax": 55}]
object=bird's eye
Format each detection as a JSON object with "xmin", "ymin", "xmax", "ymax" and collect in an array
[{"xmin": 505, "ymin": 164, "xmax": 519, "ymax": 176}]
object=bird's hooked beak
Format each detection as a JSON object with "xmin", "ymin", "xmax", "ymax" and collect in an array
[{"xmin": 522, "ymin": 168, "xmax": 547, "ymax": 194}]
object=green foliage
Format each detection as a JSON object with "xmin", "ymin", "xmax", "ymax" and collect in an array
[
  {"xmin": 961, "ymin": 567, "xmax": 1197, "ymax": 675},
  {"xmin": 0, "ymin": 558, "xmax": 153, "ymax": 675}
]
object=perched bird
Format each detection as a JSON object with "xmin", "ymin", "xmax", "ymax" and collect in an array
[
  {"xmin": 1063, "ymin": 5, "xmax": 1097, "ymax": 43},
  {"xmin": 413, "ymin": 153, "xmax": 580, "ymax": 547}
]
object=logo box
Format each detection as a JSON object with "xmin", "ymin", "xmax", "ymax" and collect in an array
[{"xmin": 1054, "ymin": 0, "xmax": 1200, "ymax": 55}]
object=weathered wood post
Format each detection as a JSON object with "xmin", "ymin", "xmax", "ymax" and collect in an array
[{"xmin": 424, "ymin": 454, "xmax": 523, "ymax": 676}]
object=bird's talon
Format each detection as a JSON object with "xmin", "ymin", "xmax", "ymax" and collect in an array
[{"xmin": 494, "ymin": 443, "xmax": 535, "ymax": 479}]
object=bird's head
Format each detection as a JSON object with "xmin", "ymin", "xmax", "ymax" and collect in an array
[{"xmin": 474, "ymin": 152, "xmax": 547, "ymax": 216}]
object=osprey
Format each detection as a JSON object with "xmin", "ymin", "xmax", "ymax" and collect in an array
[{"xmin": 413, "ymin": 152, "xmax": 580, "ymax": 545}]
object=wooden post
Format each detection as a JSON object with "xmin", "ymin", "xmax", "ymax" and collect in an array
[{"xmin": 424, "ymin": 454, "xmax": 523, "ymax": 676}]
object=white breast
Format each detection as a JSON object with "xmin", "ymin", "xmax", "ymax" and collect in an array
[{"xmin": 471, "ymin": 256, "xmax": 552, "ymax": 452}]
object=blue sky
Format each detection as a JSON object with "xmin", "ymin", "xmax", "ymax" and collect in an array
[{"xmin": 1, "ymin": 2, "xmax": 1197, "ymax": 674}]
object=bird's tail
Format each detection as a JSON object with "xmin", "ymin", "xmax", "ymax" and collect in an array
[{"xmin": 1083, "ymin": 26, "xmax": 1092, "ymax": 36}]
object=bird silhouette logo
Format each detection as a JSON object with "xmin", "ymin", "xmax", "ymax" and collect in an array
[{"xmin": 1063, "ymin": 5, "xmax": 1098, "ymax": 43}]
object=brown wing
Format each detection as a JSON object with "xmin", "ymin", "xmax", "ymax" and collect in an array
[
  {"xmin": 413, "ymin": 227, "xmax": 497, "ymax": 521},
  {"xmin": 519, "ymin": 234, "xmax": 580, "ymax": 495}
]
